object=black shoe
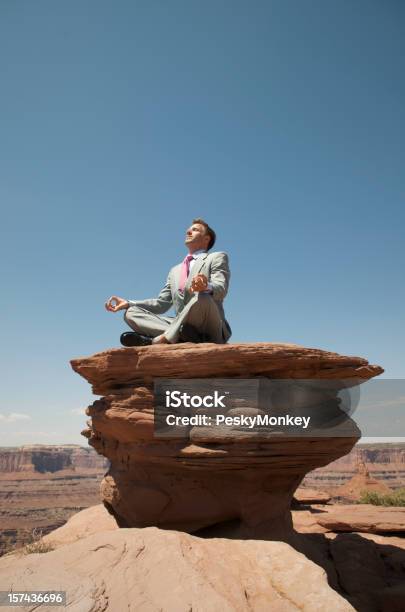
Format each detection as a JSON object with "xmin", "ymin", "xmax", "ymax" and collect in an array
[
  {"xmin": 179, "ymin": 323, "xmax": 209, "ymax": 343},
  {"xmin": 120, "ymin": 331, "xmax": 152, "ymax": 347}
]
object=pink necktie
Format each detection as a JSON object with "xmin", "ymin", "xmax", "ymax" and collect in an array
[{"xmin": 179, "ymin": 254, "xmax": 194, "ymax": 292}]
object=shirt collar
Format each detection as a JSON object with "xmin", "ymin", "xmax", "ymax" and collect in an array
[{"xmin": 190, "ymin": 249, "xmax": 207, "ymax": 259}]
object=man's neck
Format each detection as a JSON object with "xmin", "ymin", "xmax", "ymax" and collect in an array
[{"xmin": 187, "ymin": 247, "xmax": 206, "ymax": 256}]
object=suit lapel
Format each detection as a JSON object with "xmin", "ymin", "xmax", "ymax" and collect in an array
[{"xmin": 173, "ymin": 263, "xmax": 182, "ymax": 293}]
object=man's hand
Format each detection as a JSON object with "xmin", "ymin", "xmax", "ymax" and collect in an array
[
  {"xmin": 105, "ymin": 295, "xmax": 129, "ymax": 312},
  {"xmin": 190, "ymin": 273, "xmax": 208, "ymax": 293}
]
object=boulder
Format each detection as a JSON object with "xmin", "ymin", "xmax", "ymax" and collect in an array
[
  {"xmin": 312, "ymin": 504, "xmax": 405, "ymax": 534},
  {"xmin": 0, "ymin": 508, "xmax": 354, "ymax": 612}
]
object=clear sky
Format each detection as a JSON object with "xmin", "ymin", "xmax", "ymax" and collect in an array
[{"xmin": 1, "ymin": 1, "xmax": 404, "ymax": 445}]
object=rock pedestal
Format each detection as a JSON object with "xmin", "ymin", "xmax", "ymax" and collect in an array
[{"xmin": 71, "ymin": 342, "xmax": 382, "ymax": 538}]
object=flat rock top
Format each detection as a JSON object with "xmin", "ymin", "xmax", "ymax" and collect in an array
[
  {"xmin": 70, "ymin": 342, "xmax": 383, "ymax": 393},
  {"xmin": 294, "ymin": 487, "xmax": 331, "ymax": 504},
  {"xmin": 311, "ymin": 504, "xmax": 405, "ymax": 533}
]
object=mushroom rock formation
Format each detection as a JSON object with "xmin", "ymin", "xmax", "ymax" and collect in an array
[{"xmin": 71, "ymin": 343, "xmax": 383, "ymax": 539}]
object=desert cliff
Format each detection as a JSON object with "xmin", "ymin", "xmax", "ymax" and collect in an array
[
  {"xmin": 0, "ymin": 444, "xmax": 107, "ymax": 474},
  {"xmin": 303, "ymin": 443, "xmax": 405, "ymax": 491},
  {"xmin": 0, "ymin": 446, "xmax": 108, "ymax": 555}
]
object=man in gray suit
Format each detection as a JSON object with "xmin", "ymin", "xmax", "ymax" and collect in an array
[{"xmin": 105, "ymin": 218, "xmax": 231, "ymax": 346}]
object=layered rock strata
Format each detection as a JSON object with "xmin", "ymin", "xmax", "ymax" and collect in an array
[
  {"xmin": 0, "ymin": 445, "xmax": 108, "ymax": 474},
  {"xmin": 72, "ymin": 343, "xmax": 382, "ymax": 538},
  {"xmin": 303, "ymin": 443, "xmax": 405, "ymax": 491}
]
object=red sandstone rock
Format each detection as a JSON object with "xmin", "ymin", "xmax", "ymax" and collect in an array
[
  {"xmin": 71, "ymin": 343, "xmax": 382, "ymax": 538},
  {"xmin": 4, "ymin": 505, "xmax": 405, "ymax": 612},
  {"xmin": 291, "ymin": 509, "xmax": 330, "ymax": 533},
  {"xmin": 292, "ymin": 512, "xmax": 405, "ymax": 611},
  {"xmin": 303, "ymin": 443, "xmax": 405, "ymax": 491},
  {"xmin": 0, "ymin": 508, "xmax": 354, "ymax": 612},
  {"xmin": 71, "ymin": 342, "xmax": 383, "ymax": 395},
  {"xmin": 294, "ymin": 487, "xmax": 331, "ymax": 504},
  {"xmin": 312, "ymin": 504, "xmax": 405, "ymax": 534},
  {"xmin": 42, "ymin": 504, "xmax": 118, "ymax": 546},
  {"xmin": 332, "ymin": 460, "xmax": 392, "ymax": 501}
]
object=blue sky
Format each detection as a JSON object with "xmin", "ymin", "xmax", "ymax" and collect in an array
[{"xmin": 0, "ymin": 1, "xmax": 404, "ymax": 445}]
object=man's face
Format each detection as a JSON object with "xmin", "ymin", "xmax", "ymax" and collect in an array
[{"xmin": 185, "ymin": 223, "xmax": 209, "ymax": 251}]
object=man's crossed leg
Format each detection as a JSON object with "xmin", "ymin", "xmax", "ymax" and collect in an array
[{"xmin": 123, "ymin": 293, "xmax": 225, "ymax": 345}]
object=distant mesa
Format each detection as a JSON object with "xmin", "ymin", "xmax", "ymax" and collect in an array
[
  {"xmin": 302, "ymin": 442, "xmax": 405, "ymax": 492},
  {"xmin": 0, "ymin": 444, "xmax": 108, "ymax": 475},
  {"xmin": 0, "ymin": 445, "xmax": 109, "ymax": 557}
]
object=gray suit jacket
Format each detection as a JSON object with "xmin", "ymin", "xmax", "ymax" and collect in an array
[{"xmin": 128, "ymin": 251, "xmax": 232, "ymax": 341}]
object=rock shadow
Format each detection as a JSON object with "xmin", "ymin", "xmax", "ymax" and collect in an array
[{"xmin": 195, "ymin": 520, "xmax": 405, "ymax": 612}]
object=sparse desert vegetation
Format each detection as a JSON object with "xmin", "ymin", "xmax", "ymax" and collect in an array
[{"xmin": 359, "ymin": 488, "xmax": 405, "ymax": 507}]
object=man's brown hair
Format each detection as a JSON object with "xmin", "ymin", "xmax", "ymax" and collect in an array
[{"xmin": 192, "ymin": 217, "xmax": 216, "ymax": 251}]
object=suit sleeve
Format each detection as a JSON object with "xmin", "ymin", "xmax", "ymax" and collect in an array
[
  {"xmin": 127, "ymin": 273, "xmax": 173, "ymax": 314},
  {"xmin": 209, "ymin": 252, "xmax": 230, "ymax": 301}
]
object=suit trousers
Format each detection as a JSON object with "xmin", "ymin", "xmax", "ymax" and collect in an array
[{"xmin": 123, "ymin": 293, "xmax": 226, "ymax": 344}]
